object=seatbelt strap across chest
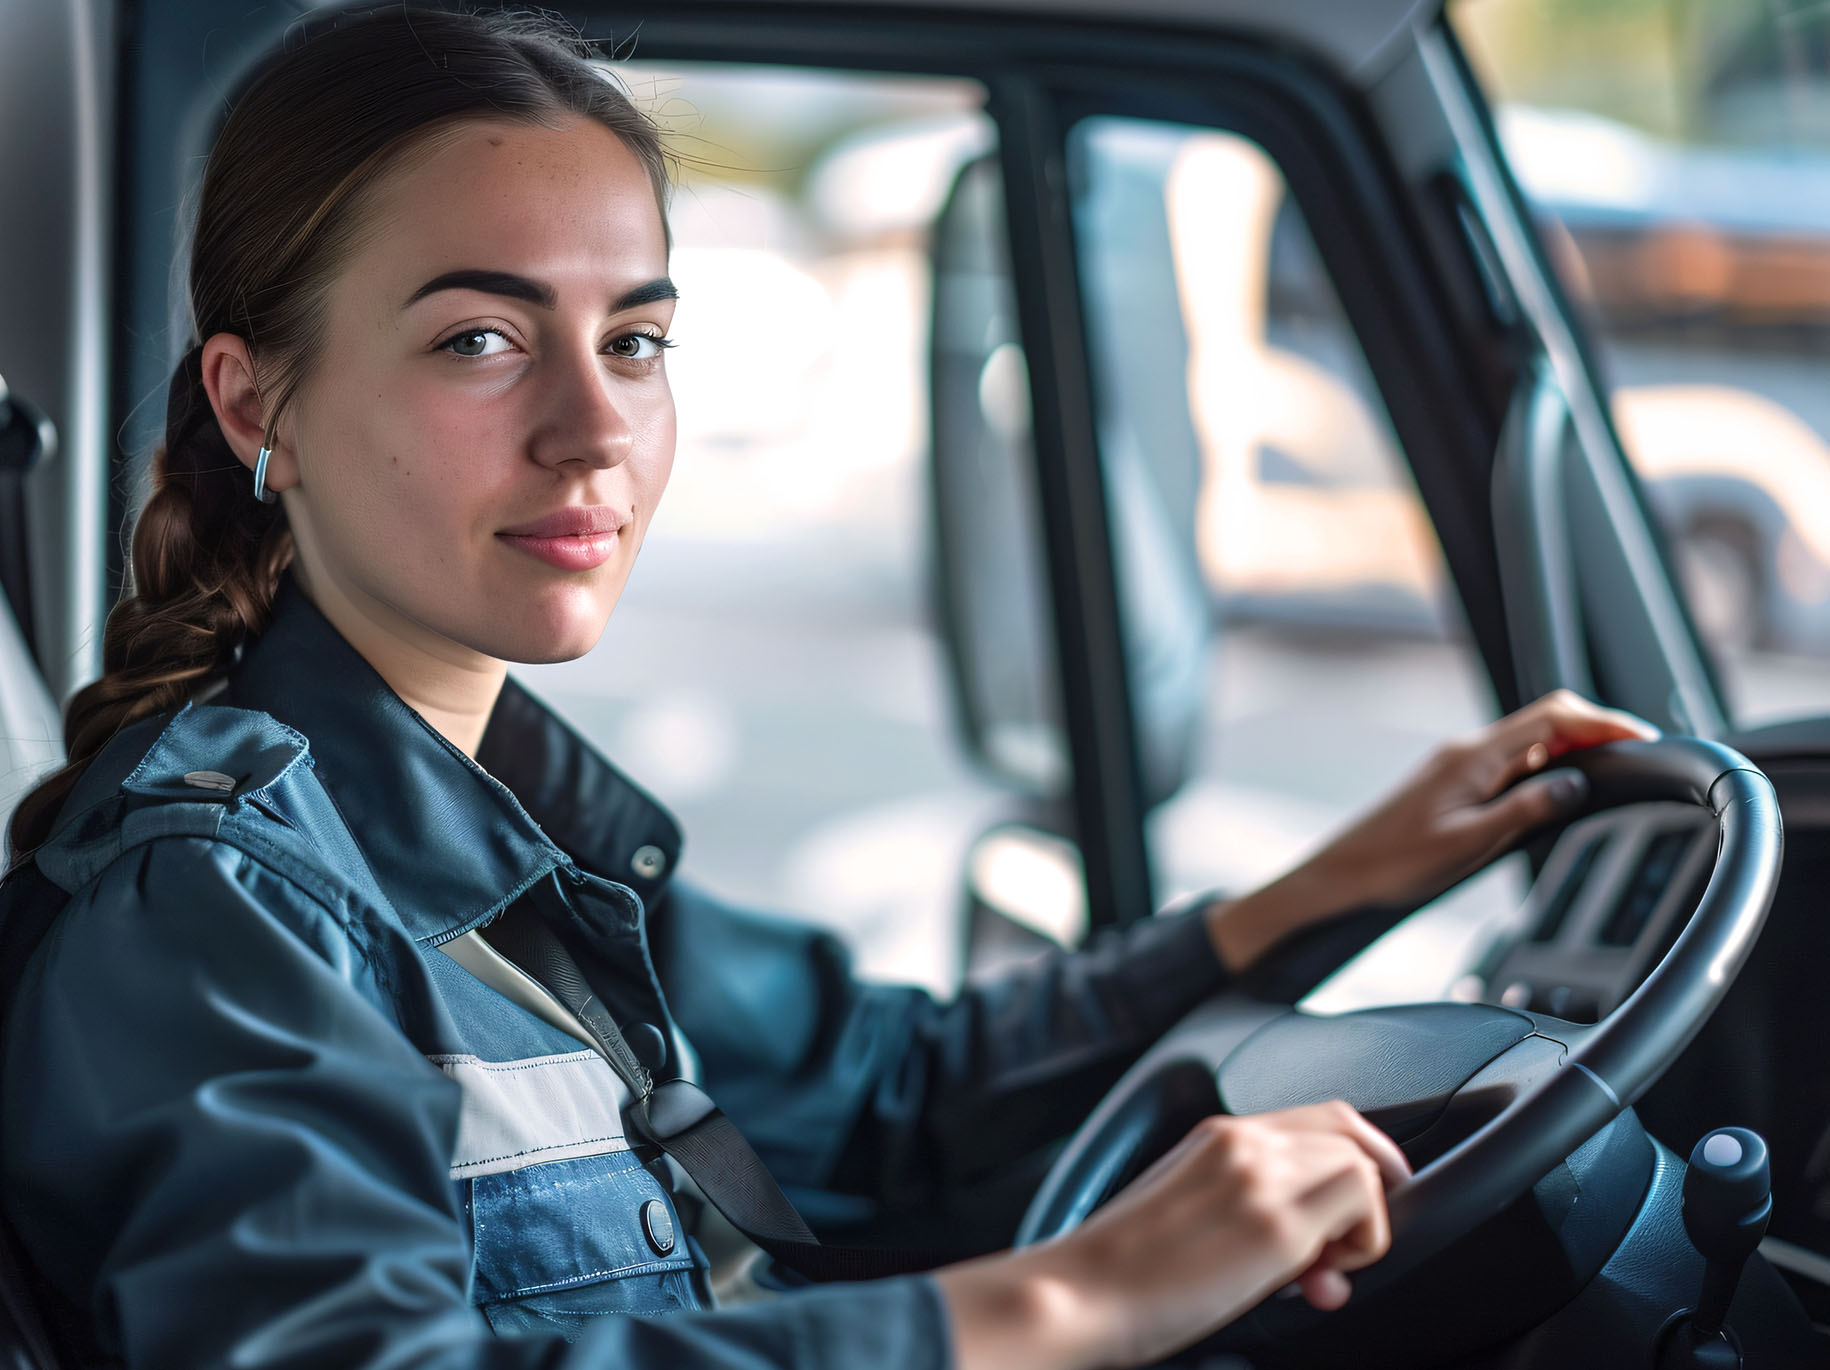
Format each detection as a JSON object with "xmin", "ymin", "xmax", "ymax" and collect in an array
[{"xmin": 483, "ymin": 910, "xmax": 949, "ymax": 1283}]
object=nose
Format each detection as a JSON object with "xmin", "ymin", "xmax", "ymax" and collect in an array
[{"xmin": 527, "ymin": 346, "xmax": 635, "ymax": 472}]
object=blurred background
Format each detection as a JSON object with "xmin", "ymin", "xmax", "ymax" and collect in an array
[{"xmin": 515, "ymin": 0, "xmax": 1830, "ymax": 1006}]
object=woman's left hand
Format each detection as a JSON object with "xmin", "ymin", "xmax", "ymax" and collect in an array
[{"xmin": 1208, "ymin": 689, "xmax": 1658, "ymax": 973}]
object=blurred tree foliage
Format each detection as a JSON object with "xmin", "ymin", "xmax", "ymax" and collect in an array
[
  {"xmin": 621, "ymin": 65, "xmax": 979, "ymax": 201},
  {"xmin": 1457, "ymin": 0, "xmax": 1830, "ymax": 147}
]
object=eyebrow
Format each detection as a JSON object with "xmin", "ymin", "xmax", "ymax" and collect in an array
[{"xmin": 403, "ymin": 270, "xmax": 678, "ymax": 314}]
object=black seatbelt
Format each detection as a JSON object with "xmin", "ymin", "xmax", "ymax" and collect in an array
[{"xmin": 484, "ymin": 911, "xmax": 953, "ymax": 1283}]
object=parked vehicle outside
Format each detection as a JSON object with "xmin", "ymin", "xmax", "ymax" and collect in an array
[{"xmin": 1463, "ymin": 0, "xmax": 1830, "ymax": 725}]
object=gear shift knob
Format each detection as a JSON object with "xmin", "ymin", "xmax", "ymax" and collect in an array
[
  {"xmin": 1683, "ymin": 1127, "xmax": 1772, "ymax": 1271},
  {"xmin": 1662, "ymin": 1125, "xmax": 1774, "ymax": 1363}
]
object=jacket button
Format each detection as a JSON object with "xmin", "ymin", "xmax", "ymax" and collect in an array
[
  {"xmin": 640, "ymin": 1198, "xmax": 676, "ymax": 1257},
  {"xmin": 182, "ymin": 770, "xmax": 236, "ymax": 793},
  {"xmin": 630, "ymin": 844, "xmax": 667, "ymax": 879}
]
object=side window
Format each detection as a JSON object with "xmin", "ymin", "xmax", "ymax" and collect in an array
[
  {"xmin": 519, "ymin": 66, "xmax": 1043, "ymax": 995},
  {"xmin": 1067, "ymin": 118, "xmax": 1510, "ymax": 1007},
  {"xmin": 1461, "ymin": 1, "xmax": 1830, "ymax": 731}
]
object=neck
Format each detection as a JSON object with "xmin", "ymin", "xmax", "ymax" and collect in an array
[{"xmin": 288, "ymin": 564, "xmax": 506, "ymax": 759}]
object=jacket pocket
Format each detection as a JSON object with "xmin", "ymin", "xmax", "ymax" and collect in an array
[{"xmin": 467, "ymin": 1149, "xmax": 703, "ymax": 1335}]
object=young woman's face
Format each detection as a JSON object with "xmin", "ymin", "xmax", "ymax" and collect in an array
[{"xmin": 281, "ymin": 114, "xmax": 675, "ymax": 666}]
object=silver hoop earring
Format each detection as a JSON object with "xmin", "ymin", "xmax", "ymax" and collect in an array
[{"xmin": 252, "ymin": 445, "xmax": 278, "ymax": 504}]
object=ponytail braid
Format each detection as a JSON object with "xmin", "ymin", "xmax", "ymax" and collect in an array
[{"xmin": 5, "ymin": 347, "xmax": 292, "ymax": 863}]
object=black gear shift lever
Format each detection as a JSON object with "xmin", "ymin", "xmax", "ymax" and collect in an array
[{"xmin": 1657, "ymin": 1127, "xmax": 1772, "ymax": 1369}]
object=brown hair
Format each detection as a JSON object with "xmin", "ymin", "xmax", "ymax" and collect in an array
[{"xmin": 7, "ymin": 6, "xmax": 670, "ymax": 862}]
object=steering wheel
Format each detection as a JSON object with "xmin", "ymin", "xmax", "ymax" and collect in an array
[{"xmin": 1015, "ymin": 738, "xmax": 1781, "ymax": 1348}]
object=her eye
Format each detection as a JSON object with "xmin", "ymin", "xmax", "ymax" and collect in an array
[
  {"xmin": 438, "ymin": 328, "xmax": 513, "ymax": 358},
  {"xmin": 607, "ymin": 332, "xmax": 673, "ymax": 361}
]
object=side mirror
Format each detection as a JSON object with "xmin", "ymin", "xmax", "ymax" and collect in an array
[
  {"xmin": 927, "ymin": 153, "xmax": 1210, "ymax": 808},
  {"xmin": 927, "ymin": 157, "xmax": 1069, "ymax": 797}
]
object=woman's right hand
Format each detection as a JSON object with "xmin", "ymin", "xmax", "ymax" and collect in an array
[{"xmin": 934, "ymin": 1101, "xmax": 1409, "ymax": 1370}]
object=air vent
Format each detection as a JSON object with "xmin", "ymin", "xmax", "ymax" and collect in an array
[
  {"xmin": 1530, "ymin": 833, "xmax": 1609, "ymax": 943},
  {"xmin": 1638, "ymin": 854, "xmax": 1713, "ymax": 972},
  {"xmin": 1528, "ymin": 984, "xmax": 1602, "ymax": 1024},
  {"xmin": 1599, "ymin": 829, "xmax": 1696, "ymax": 947}
]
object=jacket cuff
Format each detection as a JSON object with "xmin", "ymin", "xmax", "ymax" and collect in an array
[
  {"xmin": 1101, "ymin": 903, "xmax": 1230, "ymax": 1038},
  {"xmin": 1233, "ymin": 901, "xmax": 1412, "ymax": 1005}
]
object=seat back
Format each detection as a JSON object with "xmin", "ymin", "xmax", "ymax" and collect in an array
[
  {"xmin": 0, "ymin": 586, "xmax": 61, "ymax": 855},
  {"xmin": 0, "ymin": 582, "xmax": 70, "ymax": 1368}
]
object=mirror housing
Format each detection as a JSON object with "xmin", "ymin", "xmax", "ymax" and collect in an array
[{"xmin": 927, "ymin": 153, "xmax": 1211, "ymax": 808}]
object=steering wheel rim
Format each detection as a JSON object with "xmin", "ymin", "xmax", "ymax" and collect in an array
[{"xmin": 1016, "ymin": 737, "xmax": 1782, "ymax": 1301}]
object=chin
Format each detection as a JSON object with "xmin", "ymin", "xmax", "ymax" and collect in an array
[
  {"xmin": 508, "ymin": 637, "xmax": 603, "ymax": 666},
  {"xmin": 479, "ymin": 606, "xmax": 614, "ymax": 665},
  {"xmin": 454, "ymin": 576, "xmax": 623, "ymax": 665}
]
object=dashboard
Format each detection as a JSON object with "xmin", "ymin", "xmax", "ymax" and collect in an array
[{"xmin": 1475, "ymin": 803, "xmax": 1715, "ymax": 1024}]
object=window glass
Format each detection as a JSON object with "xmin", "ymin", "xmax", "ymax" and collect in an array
[
  {"xmin": 519, "ymin": 66, "xmax": 1032, "ymax": 995},
  {"xmin": 1459, "ymin": 0, "xmax": 1830, "ymax": 729},
  {"xmin": 1068, "ymin": 117, "xmax": 1514, "ymax": 1009}
]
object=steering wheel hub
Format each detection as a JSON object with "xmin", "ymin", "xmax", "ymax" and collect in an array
[{"xmin": 1217, "ymin": 1003, "xmax": 1538, "ymax": 1147}]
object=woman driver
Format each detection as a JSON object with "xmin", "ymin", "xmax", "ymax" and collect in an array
[{"xmin": 0, "ymin": 9, "xmax": 1654, "ymax": 1369}]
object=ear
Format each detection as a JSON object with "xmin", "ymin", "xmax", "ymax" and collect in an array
[{"xmin": 199, "ymin": 332, "xmax": 299, "ymax": 496}]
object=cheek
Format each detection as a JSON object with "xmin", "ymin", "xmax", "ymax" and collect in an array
[
  {"xmin": 631, "ymin": 387, "xmax": 678, "ymax": 514},
  {"xmin": 303, "ymin": 372, "xmax": 505, "ymax": 554},
  {"xmin": 393, "ymin": 376, "xmax": 497, "ymax": 485}
]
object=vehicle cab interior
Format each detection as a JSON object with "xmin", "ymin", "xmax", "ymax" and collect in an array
[{"xmin": 4, "ymin": 0, "xmax": 1830, "ymax": 1365}]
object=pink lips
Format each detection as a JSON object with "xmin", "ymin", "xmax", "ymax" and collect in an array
[{"xmin": 497, "ymin": 506, "xmax": 628, "ymax": 572}]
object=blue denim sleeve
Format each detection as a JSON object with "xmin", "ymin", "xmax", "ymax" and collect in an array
[
  {"xmin": 650, "ymin": 882, "xmax": 1228, "ymax": 1210},
  {"xmin": 1, "ymin": 837, "xmax": 950, "ymax": 1370}
]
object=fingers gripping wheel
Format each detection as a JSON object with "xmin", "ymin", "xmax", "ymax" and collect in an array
[{"xmin": 1018, "ymin": 740, "xmax": 1782, "ymax": 1342}]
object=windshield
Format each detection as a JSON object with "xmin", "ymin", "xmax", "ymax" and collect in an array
[{"xmin": 1457, "ymin": 0, "xmax": 1830, "ymax": 731}]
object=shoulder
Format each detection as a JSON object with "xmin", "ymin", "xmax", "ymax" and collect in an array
[
  {"xmin": 31, "ymin": 701, "xmax": 379, "ymax": 920},
  {"xmin": 4, "ymin": 702, "xmax": 416, "ymax": 1024}
]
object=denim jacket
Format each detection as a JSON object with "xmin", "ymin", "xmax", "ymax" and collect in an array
[{"xmin": 0, "ymin": 580, "xmax": 1229, "ymax": 1370}]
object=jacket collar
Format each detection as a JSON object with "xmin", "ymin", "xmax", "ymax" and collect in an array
[{"xmin": 223, "ymin": 578, "xmax": 682, "ymax": 946}]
